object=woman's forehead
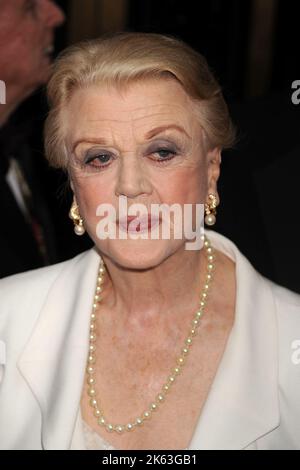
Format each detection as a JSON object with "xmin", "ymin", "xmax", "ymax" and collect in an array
[{"xmin": 64, "ymin": 81, "xmax": 200, "ymax": 139}]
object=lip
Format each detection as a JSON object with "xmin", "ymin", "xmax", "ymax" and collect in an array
[{"xmin": 117, "ymin": 214, "xmax": 161, "ymax": 233}]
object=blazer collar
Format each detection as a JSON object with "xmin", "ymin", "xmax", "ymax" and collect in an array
[
  {"xmin": 17, "ymin": 231, "xmax": 280, "ymax": 450},
  {"xmin": 18, "ymin": 246, "xmax": 101, "ymax": 450},
  {"xmin": 189, "ymin": 230, "xmax": 280, "ymax": 449}
]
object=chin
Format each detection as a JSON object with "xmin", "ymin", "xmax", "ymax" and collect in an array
[
  {"xmin": 96, "ymin": 238, "xmax": 178, "ymax": 271},
  {"xmin": 36, "ymin": 59, "xmax": 53, "ymax": 84}
]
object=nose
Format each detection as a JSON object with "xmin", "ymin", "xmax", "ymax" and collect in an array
[
  {"xmin": 115, "ymin": 156, "xmax": 152, "ymax": 199},
  {"xmin": 42, "ymin": 0, "xmax": 65, "ymax": 28}
]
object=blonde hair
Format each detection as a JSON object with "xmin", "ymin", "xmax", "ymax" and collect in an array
[{"xmin": 45, "ymin": 32, "xmax": 236, "ymax": 169}]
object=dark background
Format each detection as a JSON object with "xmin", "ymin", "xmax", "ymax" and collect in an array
[{"xmin": 10, "ymin": 0, "xmax": 300, "ymax": 292}]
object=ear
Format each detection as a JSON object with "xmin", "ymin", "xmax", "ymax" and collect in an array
[
  {"xmin": 207, "ymin": 147, "xmax": 221, "ymax": 201},
  {"xmin": 69, "ymin": 179, "xmax": 76, "ymax": 204}
]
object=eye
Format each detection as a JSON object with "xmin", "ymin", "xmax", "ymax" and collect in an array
[
  {"xmin": 85, "ymin": 153, "xmax": 113, "ymax": 169},
  {"xmin": 152, "ymin": 148, "xmax": 177, "ymax": 164}
]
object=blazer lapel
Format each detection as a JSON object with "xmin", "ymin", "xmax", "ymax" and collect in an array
[
  {"xmin": 189, "ymin": 230, "xmax": 280, "ymax": 449},
  {"xmin": 17, "ymin": 247, "xmax": 101, "ymax": 450}
]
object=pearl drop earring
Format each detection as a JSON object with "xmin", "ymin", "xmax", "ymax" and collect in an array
[
  {"xmin": 204, "ymin": 194, "xmax": 218, "ymax": 226},
  {"xmin": 69, "ymin": 198, "xmax": 85, "ymax": 235}
]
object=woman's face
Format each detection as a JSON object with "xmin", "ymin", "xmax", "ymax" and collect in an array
[{"xmin": 64, "ymin": 79, "xmax": 220, "ymax": 269}]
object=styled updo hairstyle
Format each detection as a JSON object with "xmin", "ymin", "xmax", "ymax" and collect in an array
[{"xmin": 45, "ymin": 32, "xmax": 236, "ymax": 169}]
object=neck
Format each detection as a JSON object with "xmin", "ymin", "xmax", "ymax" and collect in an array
[
  {"xmin": 100, "ymin": 245, "xmax": 207, "ymax": 328},
  {"xmin": 0, "ymin": 106, "xmax": 12, "ymax": 127}
]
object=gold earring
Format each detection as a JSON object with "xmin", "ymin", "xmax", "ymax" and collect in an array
[
  {"xmin": 204, "ymin": 194, "xmax": 218, "ymax": 226},
  {"xmin": 69, "ymin": 198, "xmax": 85, "ymax": 236}
]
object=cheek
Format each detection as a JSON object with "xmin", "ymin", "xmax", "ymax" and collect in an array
[
  {"xmin": 5, "ymin": 38, "xmax": 39, "ymax": 80},
  {"xmin": 157, "ymin": 167, "xmax": 207, "ymax": 205},
  {"xmin": 73, "ymin": 177, "xmax": 113, "ymax": 216}
]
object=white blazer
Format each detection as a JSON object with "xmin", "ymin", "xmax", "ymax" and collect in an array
[{"xmin": 1, "ymin": 230, "xmax": 300, "ymax": 450}]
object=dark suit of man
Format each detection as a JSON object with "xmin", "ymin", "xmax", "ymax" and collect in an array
[{"xmin": 0, "ymin": 112, "xmax": 58, "ymax": 278}]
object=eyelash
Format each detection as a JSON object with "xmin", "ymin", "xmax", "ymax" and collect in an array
[{"xmin": 84, "ymin": 148, "xmax": 177, "ymax": 169}]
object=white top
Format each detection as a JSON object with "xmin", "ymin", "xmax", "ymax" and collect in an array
[
  {"xmin": 1, "ymin": 230, "xmax": 300, "ymax": 449},
  {"xmin": 80, "ymin": 417, "xmax": 189, "ymax": 450},
  {"xmin": 5, "ymin": 158, "xmax": 30, "ymax": 220},
  {"xmin": 82, "ymin": 420, "xmax": 116, "ymax": 450}
]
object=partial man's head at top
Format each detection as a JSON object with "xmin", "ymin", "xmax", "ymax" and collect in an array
[{"xmin": 0, "ymin": 0, "xmax": 65, "ymax": 126}]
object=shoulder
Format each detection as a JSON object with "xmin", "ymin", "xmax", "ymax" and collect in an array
[
  {"xmin": 268, "ymin": 279, "xmax": 300, "ymax": 361},
  {"xmin": 266, "ymin": 277, "xmax": 300, "ymax": 325},
  {"xmin": 0, "ymin": 259, "xmax": 68, "ymax": 314},
  {"xmin": 270, "ymin": 280, "xmax": 300, "ymax": 306},
  {"xmin": 0, "ymin": 249, "xmax": 92, "ymax": 334},
  {"xmin": 208, "ymin": 228, "xmax": 300, "ymax": 310},
  {"xmin": 209, "ymin": 229, "xmax": 300, "ymax": 344},
  {"xmin": 0, "ymin": 247, "xmax": 94, "ymax": 295},
  {"xmin": 265, "ymin": 280, "xmax": 300, "ymax": 446},
  {"xmin": 0, "ymin": 259, "xmax": 66, "ymax": 295},
  {"xmin": 264, "ymin": 278, "xmax": 300, "ymax": 368}
]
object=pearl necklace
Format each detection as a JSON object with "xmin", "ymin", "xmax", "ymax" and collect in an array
[{"xmin": 85, "ymin": 234, "xmax": 215, "ymax": 434}]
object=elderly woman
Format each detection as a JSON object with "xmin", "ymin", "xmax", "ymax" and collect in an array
[{"xmin": 0, "ymin": 33, "xmax": 300, "ymax": 451}]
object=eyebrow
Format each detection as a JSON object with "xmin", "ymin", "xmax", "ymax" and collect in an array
[
  {"xmin": 71, "ymin": 124, "xmax": 190, "ymax": 153},
  {"xmin": 145, "ymin": 125, "xmax": 190, "ymax": 140}
]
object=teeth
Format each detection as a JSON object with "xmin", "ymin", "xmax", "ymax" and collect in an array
[{"xmin": 44, "ymin": 44, "xmax": 54, "ymax": 54}]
